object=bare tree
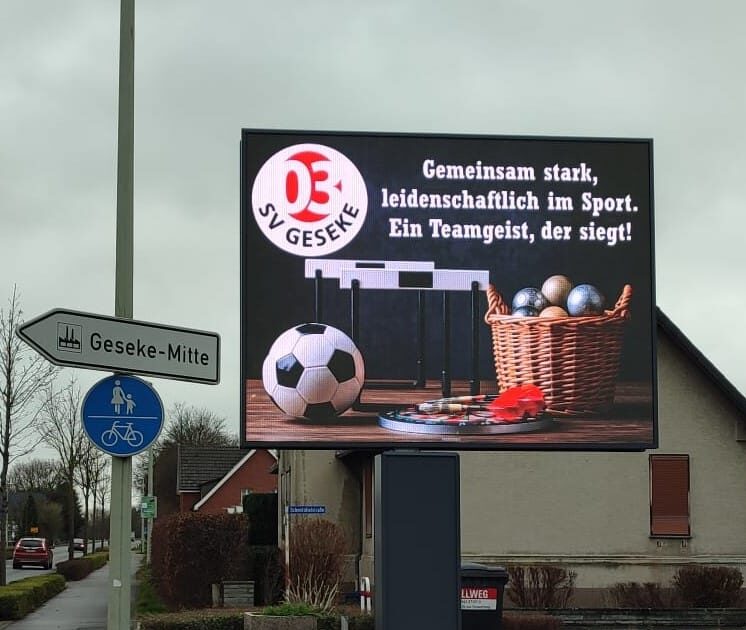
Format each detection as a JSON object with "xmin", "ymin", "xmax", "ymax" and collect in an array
[
  {"xmin": 93, "ymin": 460, "xmax": 110, "ymax": 550},
  {"xmin": 39, "ymin": 377, "xmax": 85, "ymax": 560},
  {"xmin": 0, "ymin": 287, "xmax": 58, "ymax": 585},
  {"xmin": 9, "ymin": 458, "xmax": 63, "ymax": 494},
  {"xmin": 161, "ymin": 402, "xmax": 236, "ymax": 447},
  {"xmin": 75, "ymin": 440, "xmax": 99, "ymax": 555},
  {"xmin": 90, "ymin": 448, "xmax": 108, "ymax": 551}
]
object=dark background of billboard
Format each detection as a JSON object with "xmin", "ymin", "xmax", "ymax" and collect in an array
[{"xmin": 241, "ymin": 131, "xmax": 654, "ymax": 385}]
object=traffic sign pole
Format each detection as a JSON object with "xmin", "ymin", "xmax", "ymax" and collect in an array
[
  {"xmin": 109, "ymin": 0, "xmax": 134, "ymax": 628},
  {"xmin": 147, "ymin": 446, "xmax": 153, "ymax": 566}
]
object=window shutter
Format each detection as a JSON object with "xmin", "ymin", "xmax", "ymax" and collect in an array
[{"xmin": 650, "ymin": 454, "xmax": 690, "ymax": 536}]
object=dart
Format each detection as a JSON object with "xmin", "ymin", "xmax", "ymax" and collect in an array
[
  {"xmin": 423, "ymin": 394, "xmax": 499, "ymax": 405},
  {"xmin": 416, "ymin": 384, "xmax": 546, "ymax": 421},
  {"xmin": 416, "ymin": 403, "xmax": 489, "ymax": 414}
]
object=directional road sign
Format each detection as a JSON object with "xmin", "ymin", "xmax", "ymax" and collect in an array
[
  {"xmin": 17, "ymin": 308, "xmax": 220, "ymax": 384},
  {"xmin": 141, "ymin": 496, "xmax": 157, "ymax": 519},
  {"xmin": 82, "ymin": 374, "xmax": 164, "ymax": 457}
]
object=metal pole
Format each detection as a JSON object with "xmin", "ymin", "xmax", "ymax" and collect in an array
[
  {"xmin": 109, "ymin": 0, "xmax": 135, "ymax": 628},
  {"xmin": 146, "ymin": 446, "xmax": 153, "ymax": 565}
]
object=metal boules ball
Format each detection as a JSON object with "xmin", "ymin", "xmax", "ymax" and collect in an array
[
  {"xmin": 539, "ymin": 306, "xmax": 569, "ymax": 318},
  {"xmin": 512, "ymin": 287, "xmax": 549, "ymax": 313},
  {"xmin": 541, "ymin": 275, "xmax": 573, "ymax": 307},
  {"xmin": 511, "ymin": 306, "xmax": 540, "ymax": 317},
  {"xmin": 566, "ymin": 284, "xmax": 605, "ymax": 316}
]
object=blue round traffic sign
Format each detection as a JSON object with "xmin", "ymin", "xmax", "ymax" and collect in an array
[{"xmin": 81, "ymin": 374, "xmax": 164, "ymax": 457}]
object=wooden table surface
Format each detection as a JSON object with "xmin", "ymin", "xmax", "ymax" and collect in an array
[{"xmin": 245, "ymin": 379, "xmax": 654, "ymax": 450}]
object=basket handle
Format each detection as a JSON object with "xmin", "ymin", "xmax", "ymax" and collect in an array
[
  {"xmin": 609, "ymin": 284, "xmax": 633, "ymax": 320},
  {"xmin": 484, "ymin": 284, "xmax": 510, "ymax": 322}
]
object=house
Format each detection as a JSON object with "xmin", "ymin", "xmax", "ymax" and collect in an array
[
  {"xmin": 275, "ymin": 310, "xmax": 746, "ymax": 604},
  {"xmin": 177, "ymin": 446, "xmax": 277, "ymax": 514}
]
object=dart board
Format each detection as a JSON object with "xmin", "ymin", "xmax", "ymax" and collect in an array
[{"xmin": 378, "ymin": 408, "xmax": 555, "ymax": 435}]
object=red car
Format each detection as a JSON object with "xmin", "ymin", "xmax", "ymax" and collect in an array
[{"xmin": 12, "ymin": 537, "xmax": 53, "ymax": 569}]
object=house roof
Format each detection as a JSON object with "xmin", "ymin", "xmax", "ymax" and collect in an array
[
  {"xmin": 177, "ymin": 446, "xmax": 248, "ymax": 493},
  {"xmin": 657, "ymin": 307, "xmax": 746, "ymax": 417}
]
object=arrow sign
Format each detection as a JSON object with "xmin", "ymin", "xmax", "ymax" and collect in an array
[{"xmin": 17, "ymin": 308, "xmax": 220, "ymax": 384}]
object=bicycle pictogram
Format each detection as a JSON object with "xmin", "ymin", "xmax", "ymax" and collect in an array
[{"xmin": 101, "ymin": 421, "xmax": 144, "ymax": 448}]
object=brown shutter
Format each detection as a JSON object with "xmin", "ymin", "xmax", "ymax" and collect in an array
[{"xmin": 650, "ymin": 454, "xmax": 690, "ymax": 536}]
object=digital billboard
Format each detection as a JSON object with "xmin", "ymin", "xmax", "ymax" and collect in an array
[{"xmin": 241, "ymin": 130, "xmax": 656, "ymax": 450}]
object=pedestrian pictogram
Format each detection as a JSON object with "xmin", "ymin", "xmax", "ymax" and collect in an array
[{"xmin": 82, "ymin": 374, "xmax": 163, "ymax": 457}]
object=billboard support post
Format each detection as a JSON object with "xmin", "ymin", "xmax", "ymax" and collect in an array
[{"xmin": 374, "ymin": 451, "xmax": 461, "ymax": 630}]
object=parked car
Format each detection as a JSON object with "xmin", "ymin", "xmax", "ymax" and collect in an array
[
  {"xmin": 12, "ymin": 537, "xmax": 53, "ymax": 569},
  {"xmin": 73, "ymin": 538, "xmax": 85, "ymax": 552}
]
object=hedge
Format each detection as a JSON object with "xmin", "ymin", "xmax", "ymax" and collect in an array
[
  {"xmin": 138, "ymin": 611, "xmax": 375, "ymax": 630},
  {"xmin": 503, "ymin": 612, "xmax": 562, "ymax": 630},
  {"xmin": 56, "ymin": 551, "xmax": 109, "ymax": 581},
  {"xmin": 139, "ymin": 610, "xmax": 245, "ymax": 630},
  {"xmin": 0, "ymin": 573, "xmax": 66, "ymax": 619},
  {"xmin": 151, "ymin": 512, "xmax": 250, "ymax": 609}
]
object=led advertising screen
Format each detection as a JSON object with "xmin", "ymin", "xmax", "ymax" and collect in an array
[{"xmin": 241, "ymin": 130, "xmax": 656, "ymax": 450}]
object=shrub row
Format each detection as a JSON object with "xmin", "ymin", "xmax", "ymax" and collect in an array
[
  {"xmin": 56, "ymin": 551, "xmax": 109, "ymax": 581},
  {"xmin": 138, "ymin": 610, "xmax": 245, "ymax": 630},
  {"xmin": 139, "ymin": 611, "xmax": 376, "ymax": 630},
  {"xmin": 0, "ymin": 573, "xmax": 66, "ymax": 620},
  {"xmin": 151, "ymin": 512, "xmax": 250, "ymax": 609},
  {"xmin": 503, "ymin": 612, "xmax": 562, "ymax": 630},
  {"xmin": 610, "ymin": 565, "xmax": 744, "ymax": 608}
]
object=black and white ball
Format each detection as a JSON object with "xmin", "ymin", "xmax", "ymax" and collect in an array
[{"xmin": 262, "ymin": 323, "xmax": 365, "ymax": 420}]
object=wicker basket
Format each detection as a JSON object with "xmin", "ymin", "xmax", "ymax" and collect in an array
[{"xmin": 484, "ymin": 284, "xmax": 633, "ymax": 415}]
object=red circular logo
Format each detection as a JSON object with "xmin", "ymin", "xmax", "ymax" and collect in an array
[{"xmin": 251, "ymin": 144, "xmax": 368, "ymax": 256}]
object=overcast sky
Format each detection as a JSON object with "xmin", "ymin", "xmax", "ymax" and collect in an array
[{"xmin": 2, "ymin": 1, "xmax": 744, "ymax": 451}]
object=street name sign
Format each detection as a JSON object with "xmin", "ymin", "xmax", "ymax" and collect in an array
[
  {"xmin": 82, "ymin": 374, "xmax": 164, "ymax": 457},
  {"xmin": 288, "ymin": 505, "xmax": 326, "ymax": 515},
  {"xmin": 17, "ymin": 308, "xmax": 220, "ymax": 384}
]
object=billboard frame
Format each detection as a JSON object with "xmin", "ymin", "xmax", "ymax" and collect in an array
[{"xmin": 240, "ymin": 128, "xmax": 657, "ymax": 452}]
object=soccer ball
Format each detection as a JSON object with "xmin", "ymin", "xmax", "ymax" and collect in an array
[{"xmin": 262, "ymin": 323, "xmax": 365, "ymax": 420}]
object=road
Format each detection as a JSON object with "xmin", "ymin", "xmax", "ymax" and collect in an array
[{"xmin": 5, "ymin": 544, "xmax": 91, "ymax": 584}]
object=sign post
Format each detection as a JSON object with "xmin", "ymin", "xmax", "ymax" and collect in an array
[{"xmin": 111, "ymin": 2, "xmax": 134, "ymax": 628}]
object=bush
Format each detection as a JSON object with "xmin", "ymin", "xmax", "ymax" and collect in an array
[
  {"xmin": 503, "ymin": 612, "xmax": 562, "ymax": 630},
  {"xmin": 609, "ymin": 581, "xmax": 667, "ymax": 608},
  {"xmin": 138, "ymin": 610, "xmax": 244, "ymax": 630},
  {"xmin": 672, "ymin": 565, "xmax": 743, "ymax": 607},
  {"xmin": 0, "ymin": 573, "xmax": 66, "ymax": 619},
  {"xmin": 137, "ymin": 608, "xmax": 374, "ymax": 630},
  {"xmin": 247, "ymin": 545, "xmax": 285, "ymax": 605},
  {"xmin": 56, "ymin": 551, "xmax": 109, "ymax": 581},
  {"xmin": 262, "ymin": 601, "xmax": 320, "ymax": 616},
  {"xmin": 507, "ymin": 565, "xmax": 576, "ymax": 608},
  {"xmin": 136, "ymin": 566, "xmax": 168, "ymax": 615},
  {"xmin": 151, "ymin": 512, "xmax": 250, "ymax": 609},
  {"xmin": 285, "ymin": 518, "xmax": 348, "ymax": 612}
]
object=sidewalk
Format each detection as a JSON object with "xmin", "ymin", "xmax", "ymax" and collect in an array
[{"xmin": 2, "ymin": 553, "xmax": 142, "ymax": 630}]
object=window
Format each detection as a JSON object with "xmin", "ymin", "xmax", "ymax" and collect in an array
[{"xmin": 650, "ymin": 454, "xmax": 690, "ymax": 537}]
